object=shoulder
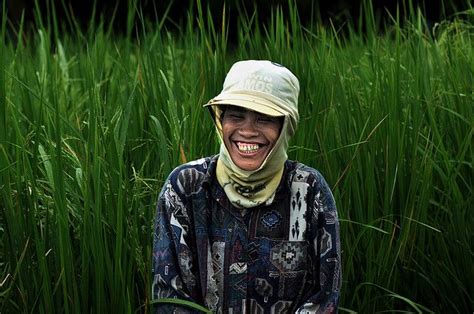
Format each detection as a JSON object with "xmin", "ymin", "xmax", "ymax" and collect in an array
[
  {"xmin": 285, "ymin": 161, "xmax": 331, "ymax": 189},
  {"xmin": 285, "ymin": 160, "xmax": 336, "ymax": 210},
  {"xmin": 166, "ymin": 156, "xmax": 216, "ymax": 196}
]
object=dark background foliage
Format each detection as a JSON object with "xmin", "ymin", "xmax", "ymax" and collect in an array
[{"xmin": 5, "ymin": 0, "xmax": 472, "ymax": 38}]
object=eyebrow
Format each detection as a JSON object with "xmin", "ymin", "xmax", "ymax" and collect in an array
[{"xmin": 225, "ymin": 106, "xmax": 247, "ymax": 113}]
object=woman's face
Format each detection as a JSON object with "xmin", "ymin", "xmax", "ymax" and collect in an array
[{"xmin": 221, "ymin": 106, "xmax": 282, "ymax": 171}]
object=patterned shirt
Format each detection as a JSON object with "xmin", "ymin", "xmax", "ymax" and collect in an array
[{"xmin": 152, "ymin": 156, "xmax": 341, "ymax": 313}]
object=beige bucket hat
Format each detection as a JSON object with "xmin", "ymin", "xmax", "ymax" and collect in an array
[{"xmin": 204, "ymin": 60, "xmax": 300, "ymax": 135}]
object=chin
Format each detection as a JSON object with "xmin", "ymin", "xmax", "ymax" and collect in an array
[{"xmin": 235, "ymin": 160, "xmax": 263, "ymax": 171}]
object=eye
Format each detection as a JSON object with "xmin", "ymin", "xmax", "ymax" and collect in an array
[
  {"xmin": 258, "ymin": 116, "xmax": 279, "ymax": 124},
  {"xmin": 228, "ymin": 113, "xmax": 244, "ymax": 120},
  {"xmin": 224, "ymin": 109, "xmax": 245, "ymax": 121}
]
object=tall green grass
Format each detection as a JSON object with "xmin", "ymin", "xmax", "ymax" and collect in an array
[{"xmin": 1, "ymin": 1, "xmax": 473, "ymax": 312}]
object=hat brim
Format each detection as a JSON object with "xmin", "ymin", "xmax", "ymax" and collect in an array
[{"xmin": 204, "ymin": 92, "xmax": 285, "ymax": 117}]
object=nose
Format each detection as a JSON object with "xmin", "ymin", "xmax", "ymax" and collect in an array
[{"xmin": 238, "ymin": 117, "xmax": 259, "ymax": 137}]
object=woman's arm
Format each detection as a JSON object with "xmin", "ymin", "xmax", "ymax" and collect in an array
[
  {"xmin": 296, "ymin": 173, "xmax": 342, "ymax": 313},
  {"xmin": 152, "ymin": 180, "xmax": 203, "ymax": 313}
]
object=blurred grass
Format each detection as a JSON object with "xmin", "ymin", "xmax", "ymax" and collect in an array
[{"xmin": 0, "ymin": 0, "xmax": 473, "ymax": 313}]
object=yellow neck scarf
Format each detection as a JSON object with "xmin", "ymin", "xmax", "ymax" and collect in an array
[{"xmin": 215, "ymin": 117, "xmax": 290, "ymax": 208}]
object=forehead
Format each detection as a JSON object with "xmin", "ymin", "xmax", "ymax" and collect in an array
[{"xmin": 223, "ymin": 105, "xmax": 269, "ymax": 117}]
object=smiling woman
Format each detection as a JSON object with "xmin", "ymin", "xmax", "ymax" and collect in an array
[
  {"xmin": 221, "ymin": 106, "xmax": 282, "ymax": 171},
  {"xmin": 152, "ymin": 60, "xmax": 342, "ymax": 313}
]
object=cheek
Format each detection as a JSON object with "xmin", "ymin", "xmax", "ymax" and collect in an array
[
  {"xmin": 221, "ymin": 123, "xmax": 230, "ymax": 138},
  {"xmin": 268, "ymin": 127, "xmax": 281, "ymax": 144},
  {"xmin": 221, "ymin": 125, "xmax": 233, "ymax": 145}
]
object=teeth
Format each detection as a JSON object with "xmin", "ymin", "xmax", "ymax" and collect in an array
[{"xmin": 237, "ymin": 142, "xmax": 260, "ymax": 152}]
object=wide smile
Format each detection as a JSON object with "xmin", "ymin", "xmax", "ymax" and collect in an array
[{"xmin": 234, "ymin": 141, "xmax": 266, "ymax": 155}]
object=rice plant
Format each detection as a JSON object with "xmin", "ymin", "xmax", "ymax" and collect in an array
[{"xmin": 0, "ymin": 1, "xmax": 472, "ymax": 313}]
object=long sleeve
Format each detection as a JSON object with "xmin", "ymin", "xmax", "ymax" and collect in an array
[
  {"xmin": 296, "ymin": 173, "xmax": 342, "ymax": 313},
  {"xmin": 152, "ymin": 180, "xmax": 202, "ymax": 313}
]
